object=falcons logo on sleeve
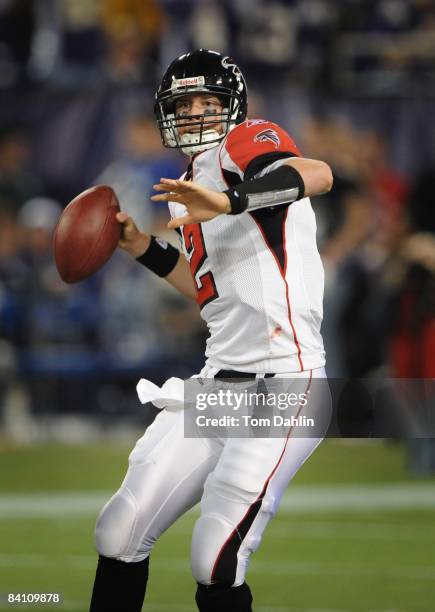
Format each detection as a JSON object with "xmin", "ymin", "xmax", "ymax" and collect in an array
[{"xmin": 254, "ymin": 128, "xmax": 280, "ymax": 148}]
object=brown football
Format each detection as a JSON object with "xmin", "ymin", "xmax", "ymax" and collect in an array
[{"xmin": 53, "ymin": 185, "xmax": 121, "ymax": 283}]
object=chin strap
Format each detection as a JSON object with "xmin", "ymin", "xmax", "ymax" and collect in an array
[{"xmin": 180, "ymin": 130, "xmax": 222, "ymax": 155}]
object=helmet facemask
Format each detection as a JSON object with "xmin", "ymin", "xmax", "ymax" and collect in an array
[{"xmin": 156, "ymin": 90, "xmax": 241, "ymax": 156}]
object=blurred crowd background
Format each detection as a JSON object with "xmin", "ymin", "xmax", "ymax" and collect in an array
[{"xmin": 0, "ymin": 0, "xmax": 434, "ymax": 452}]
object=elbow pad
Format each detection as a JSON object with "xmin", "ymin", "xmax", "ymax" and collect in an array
[{"xmin": 224, "ymin": 164, "xmax": 305, "ymax": 215}]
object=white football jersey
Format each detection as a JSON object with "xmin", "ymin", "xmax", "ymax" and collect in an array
[{"xmin": 168, "ymin": 119, "xmax": 325, "ymax": 373}]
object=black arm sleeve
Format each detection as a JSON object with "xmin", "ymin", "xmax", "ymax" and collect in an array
[
  {"xmin": 224, "ymin": 164, "xmax": 305, "ymax": 215},
  {"xmin": 244, "ymin": 151, "xmax": 299, "ymax": 180}
]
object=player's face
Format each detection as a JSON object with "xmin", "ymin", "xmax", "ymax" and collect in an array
[{"xmin": 175, "ymin": 94, "xmax": 224, "ymax": 136}]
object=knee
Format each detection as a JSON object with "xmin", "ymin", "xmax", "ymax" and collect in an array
[
  {"xmin": 191, "ymin": 489, "xmax": 278, "ymax": 586},
  {"xmin": 191, "ymin": 513, "xmax": 233, "ymax": 585},
  {"xmin": 95, "ymin": 489, "xmax": 138, "ymax": 559}
]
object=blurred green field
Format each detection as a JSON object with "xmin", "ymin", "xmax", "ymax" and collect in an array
[{"xmin": 0, "ymin": 440, "xmax": 434, "ymax": 612}]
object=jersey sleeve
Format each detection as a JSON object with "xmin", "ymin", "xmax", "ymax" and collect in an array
[{"xmin": 222, "ymin": 120, "xmax": 302, "ymax": 180}]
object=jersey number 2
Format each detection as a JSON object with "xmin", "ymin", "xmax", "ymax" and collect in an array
[{"xmin": 182, "ymin": 224, "xmax": 218, "ymax": 308}]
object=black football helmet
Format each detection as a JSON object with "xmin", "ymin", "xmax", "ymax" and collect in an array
[{"xmin": 154, "ymin": 49, "xmax": 248, "ymax": 155}]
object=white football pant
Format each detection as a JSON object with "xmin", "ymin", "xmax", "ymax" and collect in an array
[{"xmin": 95, "ymin": 366, "xmax": 330, "ymax": 586}]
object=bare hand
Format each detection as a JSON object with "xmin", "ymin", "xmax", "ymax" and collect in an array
[
  {"xmin": 151, "ymin": 178, "xmax": 231, "ymax": 229},
  {"xmin": 116, "ymin": 212, "xmax": 150, "ymax": 257}
]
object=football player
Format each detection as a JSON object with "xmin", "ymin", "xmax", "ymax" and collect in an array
[{"xmin": 90, "ymin": 49, "xmax": 333, "ymax": 612}]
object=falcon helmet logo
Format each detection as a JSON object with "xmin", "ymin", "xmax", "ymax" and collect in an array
[
  {"xmin": 221, "ymin": 56, "xmax": 241, "ymax": 76},
  {"xmin": 254, "ymin": 128, "xmax": 280, "ymax": 148}
]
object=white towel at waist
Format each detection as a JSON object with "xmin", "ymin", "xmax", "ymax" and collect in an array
[{"xmin": 136, "ymin": 376, "xmax": 185, "ymax": 410}]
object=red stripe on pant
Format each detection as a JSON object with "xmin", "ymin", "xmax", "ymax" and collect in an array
[{"xmin": 211, "ymin": 371, "xmax": 313, "ymax": 584}]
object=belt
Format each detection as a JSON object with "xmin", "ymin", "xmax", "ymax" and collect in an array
[{"xmin": 215, "ymin": 369, "xmax": 275, "ymax": 379}]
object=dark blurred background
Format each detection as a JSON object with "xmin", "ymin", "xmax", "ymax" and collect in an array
[{"xmin": 0, "ymin": 0, "xmax": 434, "ymax": 451}]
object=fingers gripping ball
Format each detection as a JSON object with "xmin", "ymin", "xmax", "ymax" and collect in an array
[{"xmin": 53, "ymin": 185, "xmax": 121, "ymax": 283}]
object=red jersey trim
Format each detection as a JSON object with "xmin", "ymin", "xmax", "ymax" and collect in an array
[{"xmin": 225, "ymin": 120, "xmax": 301, "ymax": 174}]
